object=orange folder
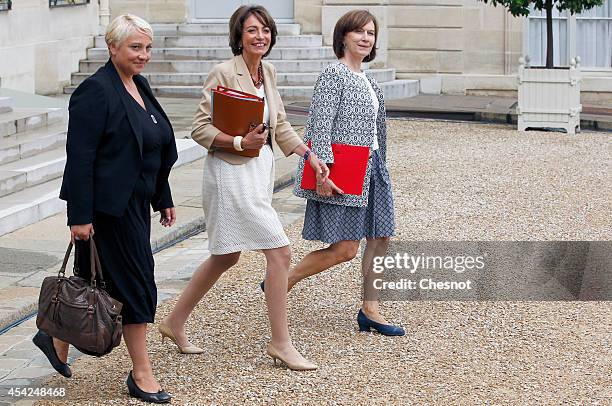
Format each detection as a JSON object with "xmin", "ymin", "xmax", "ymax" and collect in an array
[
  {"xmin": 211, "ymin": 86, "xmax": 264, "ymax": 157},
  {"xmin": 301, "ymin": 143, "xmax": 370, "ymax": 195}
]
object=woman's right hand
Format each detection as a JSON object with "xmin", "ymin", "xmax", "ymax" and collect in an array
[
  {"xmin": 241, "ymin": 124, "xmax": 268, "ymax": 150},
  {"xmin": 70, "ymin": 224, "xmax": 94, "ymax": 242}
]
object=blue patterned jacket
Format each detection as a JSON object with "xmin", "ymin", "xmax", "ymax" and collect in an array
[{"xmin": 293, "ymin": 62, "xmax": 389, "ymax": 207}]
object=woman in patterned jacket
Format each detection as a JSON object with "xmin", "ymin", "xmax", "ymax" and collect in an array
[{"xmin": 291, "ymin": 10, "xmax": 405, "ymax": 336}]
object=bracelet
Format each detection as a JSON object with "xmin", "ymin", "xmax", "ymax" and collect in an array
[
  {"xmin": 233, "ymin": 136, "xmax": 244, "ymax": 151},
  {"xmin": 303, "ymin": 149, "xmax": 311, "ymax": 161}
]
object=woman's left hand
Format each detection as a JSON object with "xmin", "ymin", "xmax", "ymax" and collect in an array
[
  {"xmin": 316, "ymin": 178, "xmax": 344, "ymax": 197},
  {"xmin": 160, "ymin": 207, "xmax": 176, "ymax": 227}
]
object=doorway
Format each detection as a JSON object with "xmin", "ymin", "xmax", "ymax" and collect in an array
[{"xmin": 191, "ymin": 0, "xmax": 294, "ymax": 21}]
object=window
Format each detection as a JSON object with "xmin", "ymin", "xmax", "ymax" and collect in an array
[
  {"xmin": 49, "ymin": 0, "xmax": 90, "ymax": 7},
  {"xmin": 0, "ymin": 0, "xmax": 11, "ymax": 12},
  {"xmin": 526, "ymin": 0, "xmax": 612, "ymax": 70},
  {"xmin": 527, "ymin": 7, "xmax": 569, "ymax": 66},
  {"xmin": 576, "ymin": 0, "xmax": 612, "ymax": 68}
]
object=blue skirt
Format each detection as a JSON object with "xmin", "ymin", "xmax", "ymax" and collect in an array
[{"xmin": 302, "ymin": 150, "xmax": 395, "ymax": 244}]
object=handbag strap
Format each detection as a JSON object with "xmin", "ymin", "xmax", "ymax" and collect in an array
[
  {"xmin": 89, "ymin": 237, "xmax": 107, "ymax": 289},
  {"xmin": 57, "ymin": 237, "xmax": 107, "ymax": 289},
  {"xmin": 58, "ymin": 242, "xmax": 74, "ymax": 277}
]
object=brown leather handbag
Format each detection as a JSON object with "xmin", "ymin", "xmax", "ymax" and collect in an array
[{"xmin": 36, "ymin": 238, "xmax": 123, "ymax": 357}]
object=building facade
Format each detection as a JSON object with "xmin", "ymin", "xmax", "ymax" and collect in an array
[
  {"xmin": 1, "ymin": 0, "xmax": 610, "ymax": 104},
  {"xmin": 0, "ymin": 0, "xmax": 108, "ymax": 94}
]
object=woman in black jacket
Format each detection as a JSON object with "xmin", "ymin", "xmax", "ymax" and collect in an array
[{"xmin": 32, "ymin": 14, "xmax": 177, "ymax": 404}]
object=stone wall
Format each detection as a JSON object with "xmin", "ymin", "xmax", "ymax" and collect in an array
[
  {"xmin": 109, "ymin": 0, "xmax": 187, "ymax": 23},
  {"xmin": 295, "ymin": 0, "xmax": 323, "ymax": 34},
  {"xmin": 0, "ymin": 0, "xmax": 99, "ymax": 94},
  {"xmin": 319, "ymin": 0, "xmax": 524, "ymax": 92},
  {"xmin": 103, "ymin": 0, "xmax": 612, "ymax": 102}
]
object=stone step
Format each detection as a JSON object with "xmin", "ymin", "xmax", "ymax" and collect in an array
[
  {"xmin": 0, "ymin": 177, "xmax": 65, "ymax": 236},
  {"xmin": 116, "ymin": 79, "xmax": 420, "ymax": 101},
  {"xmin": 71, "ymin": 68, "xmax": 397, "ymax": 87},
  {"xmin": 278, "ymin": 80, "xmax": 420, "ymax": 101},
  {"xmin": 94, "ymin": 34, "xmax": 323, "ymax": 49},
  {"xmin": 78, "ymin": 59, "xmax": 337, "ymax": 74},
  {"xmin": 150, "ymin": 23, "xmax": 301, "ymax": 36},
  {"xmin": 86, "ymin": 46, "xmax": 335, "ymax": 61},
  {"xmin": 0, "ymin": 96, "xmax": 13, "ymax": 114},
  {"xmin": 0, "ymin": 148, "xmax": 66, "ymax": 197},
  {"xmin": 379, "ymin": 79, "xmax": 420, "ymax": 100},
  {"xmin": 0, "ymin": 122, "xmax": 67, "ymax": 166},
  {"xmin": 0, "ymin": 108, "xmax": 65, "ymax": 138},
  {"xmin": 0, "ymin": 138, "xmax": 206, "ymax": 236}
]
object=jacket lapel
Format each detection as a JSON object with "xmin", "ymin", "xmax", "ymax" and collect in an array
[
  {"xmin": 234, "ymin": 55, "xmax": 276, "ymax": 129},
  {"xmin": 104, "ymin": 59, "xmax": 143, "ymax": 157},
  {"xmin": 233, "ymin": 55, "xmax": 258, "ymax": 95}
]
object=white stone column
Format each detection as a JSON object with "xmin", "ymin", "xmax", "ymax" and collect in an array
[{"xmin": 99, "ymin": 0, "xmax": 111, "ymax": 35}]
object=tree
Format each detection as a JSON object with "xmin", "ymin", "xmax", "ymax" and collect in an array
[{"xmin": 479, "ymin": 0, "xmax": 604, "ymax": 68}]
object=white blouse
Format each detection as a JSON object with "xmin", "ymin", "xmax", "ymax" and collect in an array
[
  {"xmin": 256, "ymin": 85, "xmax": 270, "ymax": 125},
  {"xmin": 352, "ymin": 71, "xmax": 379, "ymax": 151}
]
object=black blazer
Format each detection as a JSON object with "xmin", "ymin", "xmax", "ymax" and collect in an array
[{"xmin": 60, "ymin": 60, "xmax": 178, "ymax": 226}]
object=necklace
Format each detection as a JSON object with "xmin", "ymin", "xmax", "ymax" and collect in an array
[{"xmin": 251, "ymin": 63, "xmax": 264, "ymax": 88}]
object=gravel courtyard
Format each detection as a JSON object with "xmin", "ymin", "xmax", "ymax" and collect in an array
[{"xmin": 39, "ymin": 120, "xmax": 611, "ymax": 405}]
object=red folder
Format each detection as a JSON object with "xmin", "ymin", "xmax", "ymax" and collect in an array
[{"xmin": 301, "ymin": 143, "xmax": 370, "ymax": 195}]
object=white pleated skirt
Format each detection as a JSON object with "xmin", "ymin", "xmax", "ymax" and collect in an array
[{"xmin": 202, "ymin": 145, "xmax": 290, "ymax": 255}]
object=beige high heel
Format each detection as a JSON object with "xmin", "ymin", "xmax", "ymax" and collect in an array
[
  {"xmin": 158, "ymin": 322, "xmax": 205, "ymax": 354},
  {"xmin": 266, "ymin": 344, "xmax": 318, "ymax": 371}
]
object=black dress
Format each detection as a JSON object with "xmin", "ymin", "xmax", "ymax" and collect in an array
[{"xmin": 75, "ymin": 86, "xmax": 174, "ymax": 325}]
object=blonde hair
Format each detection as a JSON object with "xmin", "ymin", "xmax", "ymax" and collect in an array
[{"xmin": 105, "ymin": 14, "xmax": 153, "ymax": 47}]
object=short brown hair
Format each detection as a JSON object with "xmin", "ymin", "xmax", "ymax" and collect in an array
[
  {"xmin": 229, "ymin": 5, "xmax": 277, "ymax": 58},
  {"xmin": 333, "ymin": 10, "xmax": 378, "ymax": 63}
]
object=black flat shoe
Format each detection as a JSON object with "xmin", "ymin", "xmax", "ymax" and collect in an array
[
  {"xmin": 32, "ymin": 330, "xmax": 72, "ymax": 378},
  {"xmin": 126, "ymin": 371, "xmax": 171, "ymax": 404}
]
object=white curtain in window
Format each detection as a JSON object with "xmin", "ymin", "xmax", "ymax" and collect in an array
[
  {"xmin": 576, "ymin": 0, "xmax": 612, "ymax": 68},
  {"xmin": 528, "ymin": 7, "xmax": 568, "ymax": 66}
]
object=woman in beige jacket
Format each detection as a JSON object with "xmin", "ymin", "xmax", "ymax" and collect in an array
[{"xmin": 160, "ymin": 5, "xmax": 327, "ymax": 371}]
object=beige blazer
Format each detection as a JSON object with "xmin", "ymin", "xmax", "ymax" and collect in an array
[{"xmin": 192, "ymin": 55, "xmax": 303, "ymax": 165}]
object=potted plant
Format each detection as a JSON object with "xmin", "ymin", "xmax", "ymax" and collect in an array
[{"xmin": 479, "ymin": 0, "xmax": 604, "ymax": 134}]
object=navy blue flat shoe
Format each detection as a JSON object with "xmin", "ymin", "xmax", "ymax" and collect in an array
[
  {"xmin": 357, "ymin": 309, "xmax": 405, "ymax": 336},
  {"xmin": 260, "ymin": 280, "xmax": 265, "ymax": 292}
]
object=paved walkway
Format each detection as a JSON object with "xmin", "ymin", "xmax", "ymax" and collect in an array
[
  {"xmin": 0, "ymin": 94, "xmax": 609, "ymax": 405},
  {"xmin": 28, "ymin": 119, "xmax": 612, "ymax": 405}
]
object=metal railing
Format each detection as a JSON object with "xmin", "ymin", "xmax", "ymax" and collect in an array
[
  {"xmin": 0, "ymin": 0, "xmax": 12, "ymax": 12},
  {"xmin": 49, "ymin": 0, "xmax": 89, "ymax": 7}
]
